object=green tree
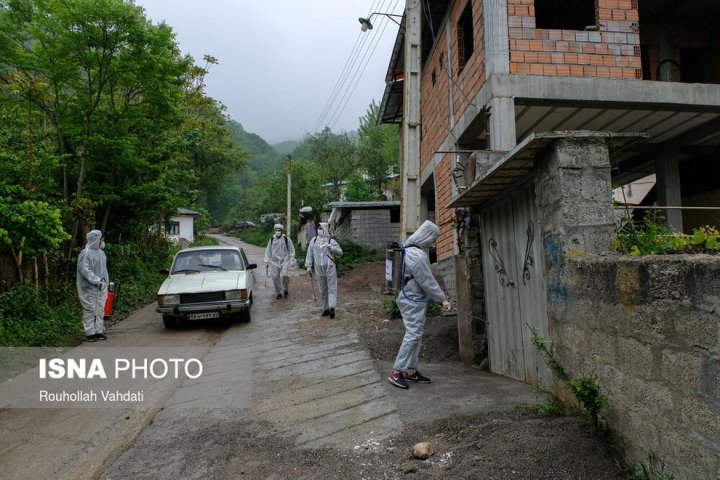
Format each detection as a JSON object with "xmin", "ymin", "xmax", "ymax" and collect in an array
[
  {"xmin": 294, "ymin": 128, "xmax": 357, "ymax": 200},
  {"xmin": 357, "ymin": 101, "xmax": 399, "ymax": 197},
  {"xmin": 344, "ymin": 173, "xmax": 379, "ymax": 202},
  {"xmin": 0, "ymin": 185, "xmax": 70, "ymax": 282}
]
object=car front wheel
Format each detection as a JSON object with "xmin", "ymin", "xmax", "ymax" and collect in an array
[{"xmin": 163, "ymin": 314, "xmax": 178, "ymax": 329}]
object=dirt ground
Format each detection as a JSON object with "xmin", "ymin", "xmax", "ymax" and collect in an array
[{"xmin": 283, "ymin": 261, "xmax": 627, "ymax": 479}]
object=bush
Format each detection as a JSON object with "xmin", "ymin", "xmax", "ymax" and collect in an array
[
  {"xmin": 614, "ymin": 210, "xmax": 719, "ymax": 255},
  {"xmin": 382, "ymin": 296, "xmax": 442, "ymax": 319},
  {"xmin": 0, "ymin": 283, "xmax": 83, "ymax": 346},
  {"xmin": 0, "ymin": 236, "xmax": 174, "ymax": 347},
  {"xmin": 335, "ymin": 239, "xmax": 376, "ymax": 269}
]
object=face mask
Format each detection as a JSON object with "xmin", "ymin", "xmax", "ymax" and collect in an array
[
  {"xmin": 100, "ymin": 240, "xmax": 106, "ymax": 249},
  {"xmin": 274, "ymin": 231, "xmax": 281, "ymax": 238}
]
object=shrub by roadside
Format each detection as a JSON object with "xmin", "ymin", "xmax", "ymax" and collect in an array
[{"xmin": 0, "ymin": 237, "xmax": 174, "ymax": 347}]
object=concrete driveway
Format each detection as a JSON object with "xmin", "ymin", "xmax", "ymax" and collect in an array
[{"xmin": 0, "ymin": 235, "xmax": 539, "ymax": 479}]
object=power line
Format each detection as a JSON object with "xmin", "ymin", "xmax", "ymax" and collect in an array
[
  {"xmin": 311, "ymin": 0, "xmax": 384, "ymax": 133},
  {"xmin": 312, "ymin": 0, "xmax": 399, "ymax": 134},
  {"xmin": 328, "ymin": 0, "xmax": 400, "ymax": 131}
]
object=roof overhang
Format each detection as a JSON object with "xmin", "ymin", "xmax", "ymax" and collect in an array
[
  {"xmin": 327, "ymin": 201, "xmax": 400, "ymax": 209},
  {"xmin": 447, "ymin": 131, "xmax": 648, "ymax": 209}
]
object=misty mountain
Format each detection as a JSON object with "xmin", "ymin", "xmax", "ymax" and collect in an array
[
  {"xmin": 226, "ymin": 120, "xmax": 284, "ymax": 172},
  {"xmin": 273, "ymin": 140, "xmax": 300, "ymax": 156}
]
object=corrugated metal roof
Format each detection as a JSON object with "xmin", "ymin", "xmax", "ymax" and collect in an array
[
  {"xmin": 447, "ymin": 131, "xmax": 647, "ymax": 209},
  {"xmin": 178, "ymin": 208, "xmax": 200, "ymax": 216},
  {"xmin": 327, "ymin": 201, "xmax": 400, "ymax": 209}
]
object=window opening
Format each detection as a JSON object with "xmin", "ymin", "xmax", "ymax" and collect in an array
[
  {"xmin": 457, "ymin": 1, "xmax": 474, "ymax": 73},
  {"xmin": 534, "ymin": 0, "xmax": 595, "ymax": 31},
  {"xmin": 170, "ymin": 222, "xmax": 180, "ymax": 235}
]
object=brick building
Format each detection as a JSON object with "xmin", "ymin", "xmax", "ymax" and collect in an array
[{"xmin": 375, "ymin": 1, "xmax": 720, "ymax": 475}]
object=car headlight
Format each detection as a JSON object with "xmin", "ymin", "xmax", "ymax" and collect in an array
[
  {"xmin": 225, "ymin": 290, "xmax": 244, "ymax": 300},
  {"xmin": 157, "ymin": 294, "xmax": 180, "ymax": 305}
]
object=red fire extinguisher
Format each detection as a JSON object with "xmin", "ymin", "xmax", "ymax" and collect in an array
[{"xmin": 104, "ymin": 282, "xmax": 117, "ymax": 319}]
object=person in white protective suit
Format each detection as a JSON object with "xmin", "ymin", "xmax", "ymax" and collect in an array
[
  {"xmin": 264, "ymin": 224, "xmax": 296, "ymax": 299},
  {"xmin": 387, "ymin": 220, "xmax": 451, "ymax": 389},
  {"xmin": 305, "ymin": 222, "xmax": 343, "ymax": 318},
  {"xmin": 76, "ymin": 230, "xmax": 109, "ymax": 342}
]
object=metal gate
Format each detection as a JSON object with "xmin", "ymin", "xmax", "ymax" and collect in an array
[{"xmin": 480, "ymin": 183, "xmax": 551, "ymax": 387}]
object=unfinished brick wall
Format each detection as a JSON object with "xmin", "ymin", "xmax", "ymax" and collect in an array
[
  {"xmin": 508, "ymin": 0, "xmax": 642, "ymax": 79},
  {"xmin": 435, "ymin": 155, "xmax": 455, "ymax": 260},
  {"xmin": 452, "ymin": 0, "xmax": 486, "ymax": 126},
  {"xmin": 420, "ymin": 26, "xmax": 451, "ymax": 173},
  {"xmin": 420, "ymin": 0, "xmax": 488, "ymax": 262}
]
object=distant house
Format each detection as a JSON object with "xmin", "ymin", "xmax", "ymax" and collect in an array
[
  {"xmin": 326, "ymin": 201, "xmax": 400, "ymax": 258},
  {"xmin": 168, "ymin": 208, "xmax": 200, "ymax": 245}
]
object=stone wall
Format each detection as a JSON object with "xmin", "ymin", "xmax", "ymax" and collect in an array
[
  {"xmin": 531, "ymin": 135, "xmax": 719, "ymax": 478},
  {"xmin": 549, "ymin": 255, "xmax": 720, "ymax": 480}
]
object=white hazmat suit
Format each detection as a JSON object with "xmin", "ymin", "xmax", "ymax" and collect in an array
[
  {"xmin": 264, "ymin": 224, "xmax": 295, "ymax": 298},
  {"xmin": 392, "ymin": 220, "xmax": 447, "ymax": 374},
  {"xmin": 76, "ymin": 230, "xmax": 109, "ymax": 338},
  {"xmin": 305, "ymin": 222, "xmax": 343, "ymax": 317}
]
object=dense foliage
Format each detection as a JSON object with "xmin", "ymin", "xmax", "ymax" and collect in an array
[
  {"xmin": 0, "ymin": 0, "xmax": 399, "ymax": 346},
  {"xmin": 614, "ymin": 210, "xmax": 720, "ymax": 255},
  {"xmin": 0, "ymin": 237, "xmax": 172, "ymax": 346}
]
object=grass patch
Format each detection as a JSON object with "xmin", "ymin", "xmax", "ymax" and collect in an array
[{"xmin": 381, "ymin": 296, "xmax": 442, "ymax": 319}]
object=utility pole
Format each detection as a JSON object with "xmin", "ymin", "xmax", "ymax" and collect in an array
[
  {"xmin": 400, "ymin": 0, "xmax": 422, "ymax": 240},
  {"xmin": 286, "ymin": 155, "xmax": 292, "ymax": 239}
]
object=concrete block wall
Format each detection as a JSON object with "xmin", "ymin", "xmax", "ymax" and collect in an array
[
  {"xmin": 343, "ymin": 209, "xmax": 399, "ymax": 258},
  {"xmin": 508, "ymin": 0, "xmax": 642, "ymax": 79},
  {"xmin": 549, "ymin": 255, "xmax": 720, "ymax": 479}
]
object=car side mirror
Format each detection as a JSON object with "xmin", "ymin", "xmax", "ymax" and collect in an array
[
  {"xmin": 247, "ymin": 263, "xmax": 257, "ymax": 270},
  {"xmin": 159, "ymin": 268, "xmax": 170, "ymax": 275}
]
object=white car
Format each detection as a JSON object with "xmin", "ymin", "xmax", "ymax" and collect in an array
[{"xmin": 156, "ymin": 246, "xmax": 257, "ymax": 329}]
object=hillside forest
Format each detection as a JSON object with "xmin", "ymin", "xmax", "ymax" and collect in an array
[{"xmin": 0, "ymin": 0, "xmax": 398, "ymax": 345}]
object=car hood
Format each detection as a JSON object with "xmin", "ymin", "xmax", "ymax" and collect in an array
[{"xmin": 158, "ymin": 271, "xmax": 251, "ymax": 295}]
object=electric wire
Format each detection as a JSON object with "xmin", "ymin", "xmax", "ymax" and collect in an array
[
  {"xmin": 313, "ymin": 0, "xmax": 400, "ymax": 134},
  {"xmin": 323, "ymin": 0, "xmax": 397, "ymax": 132},
  {"xmin": 311, "ymin": 0, "xmax": 386, "ymax": 133},
  {"xmin": 328, "ymin": 0, "xmax": 401, "ymax": 131},
  {"xmin": 310, "ymin": 0, "xmax": 381, "ymax": 133}
]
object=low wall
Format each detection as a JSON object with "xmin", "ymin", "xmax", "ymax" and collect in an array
[
  {"xmin": 548, "ymin": 254, "xmax": 720, "ymax": 479},
  {"xmin": 335, "ymin": 209, "xmax": 399, "ymax": 259}
]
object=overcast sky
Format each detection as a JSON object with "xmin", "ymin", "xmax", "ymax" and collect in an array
[{"xmin": 134, "ymin": 0, "xmax": 402, "ymax": 145}]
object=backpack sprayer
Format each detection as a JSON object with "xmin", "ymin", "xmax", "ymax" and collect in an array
[{"xmin": 391, "ymin": 241, "xmax": 435, "ymax": 304}]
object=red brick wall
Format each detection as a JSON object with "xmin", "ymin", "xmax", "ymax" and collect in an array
[
  {"xmin": 508, "ymin": 0, "xmax": 642, "ymax": 79},
  {"xmin": 434, "ymin": 155, "xmax": 455, "ymax": 260},
  {"xmin": 452, "ymin": 0, "xmax": 486, "ymax": 125},
  {"xmin": 419, "ymin": 0, "xmax": 487, "ymax": 261},
  {"xmin": 420, "ymin": 27, "xmax": 451, "ymax": 173}
]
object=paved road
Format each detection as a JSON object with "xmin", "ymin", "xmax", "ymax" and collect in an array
[{"xmin": 0, "ymin": 235, "xmax": 539, "ymax": 479}]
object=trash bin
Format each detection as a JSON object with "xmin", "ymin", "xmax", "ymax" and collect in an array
[{"xmin": 385, "ymin": 247, "xmax": 403, "ymax": 294}]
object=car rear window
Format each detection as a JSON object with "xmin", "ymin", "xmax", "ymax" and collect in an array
[{"xmin": 171, "ymin": 250, "xmax": 245, "ymax": 273}]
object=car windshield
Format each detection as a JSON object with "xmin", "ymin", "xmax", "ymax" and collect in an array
[{"xmin": 171, "ymin": 250, "xmax": 244, "ymax": 274}]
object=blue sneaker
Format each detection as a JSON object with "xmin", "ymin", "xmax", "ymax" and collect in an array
[
  {"xmin": 387, "ymin": 371, "xmax": 409, "ymax": 389},
  {"xmin": 404, "ymin": 370, "xmax": 431, "ymax": 383}
]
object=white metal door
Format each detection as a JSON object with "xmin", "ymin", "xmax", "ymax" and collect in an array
[{"xmin": 480, "ymin": 183, "xmax": 551, "ymax": 387}]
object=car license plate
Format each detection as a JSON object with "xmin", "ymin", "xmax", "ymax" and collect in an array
[{"xmin": 187, "ymin": 312, "xmax": 220, "ymax": 320}]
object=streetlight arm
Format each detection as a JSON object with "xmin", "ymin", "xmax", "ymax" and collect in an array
[{"xmin": 358, "ymin": 12, "xmax": 403, "ymax": 31}]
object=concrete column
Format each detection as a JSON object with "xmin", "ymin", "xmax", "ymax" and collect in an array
[
  {"xmin": 488, "ymin": 96, "xmax": 516, "ymax": 152},
  {"xmin": 400, "ymin": 0, "xmax": 422, "ymax": 240},
  {"xmin": 535, "ymin": 137, "xmax": 615, "ymax": 256},
  {"xmin": 655, "ymin": 152, "xmax": 684, "ymax": 232},
  {"xmin": 483, "ymin": 0, "xmax": 510, "ymax": 76},
  {"xmin": 483, "ymin": 0, "xmax": 515, "ymax": 153}
]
